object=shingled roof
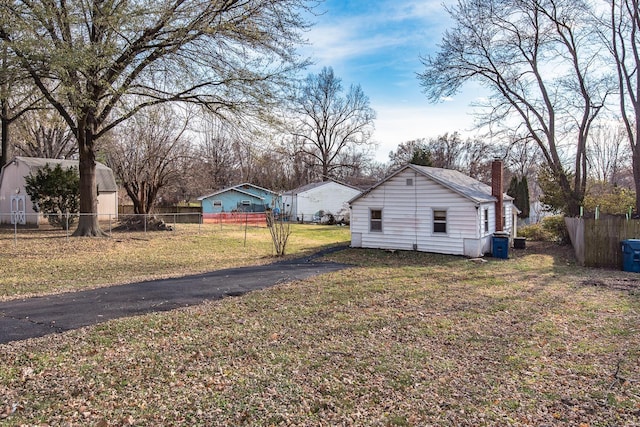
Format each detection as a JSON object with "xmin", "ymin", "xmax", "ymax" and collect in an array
[
  {"xmin": 14, "ymin": 156, "xmax": 117, "ymax": 192},
  {"xmin": 351, "ymin": 164, "xmax": 513, "ymax": 204}
]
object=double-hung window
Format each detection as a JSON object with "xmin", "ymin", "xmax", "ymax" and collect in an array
[
  {"xmin": 433, "ymin": 209, "xmax": 447, "ymax": 233},
  {"xmin": 370, "ymin": 209, "xmax": 382, "ymax": 232}
]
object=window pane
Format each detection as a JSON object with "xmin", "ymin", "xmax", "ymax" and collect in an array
[
  {"xmin": 433, "ymin": 210, "xmax": 447, "ymax": 233},
  {"xmin": 484, "ymin": 208, "xmax": 489, "ymax": 232},
  {"xmin": 370, "ymin": 209, "xmax": 382, "ymax": 232},
  {"xmin": 434, "ymin": 210, "xmax": 446, "ymax": 221}
]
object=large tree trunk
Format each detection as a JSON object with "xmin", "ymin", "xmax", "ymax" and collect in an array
[
  {"xmin": 634, "ymin": 149, "xmax": 640, "ymax": 215},
  {"xmin": 1, "ymin": 99, "xmax": 8, "ymax": 168},
  {"xmin": 560, "ymin": 172, "xmax": 582, "ymax": 217},
  {"xmin": 73, "ymin": 122, "xmax": 107, "ymax": 236}
]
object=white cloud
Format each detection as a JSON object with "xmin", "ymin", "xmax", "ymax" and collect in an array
[
  {"xmin": 370, "ymin": 100, "xmax": 482, "ymax": 162},
  {"xmin": 305, "ymin": 24, "xmax": 410, "ymax": 66},
  {"xmin": 388, "ymin": 0, "xmax": 450, "ymax": 22},
  {"xmin": 303, "ymin": 0, "xmax": 449, "ymax": 68}
]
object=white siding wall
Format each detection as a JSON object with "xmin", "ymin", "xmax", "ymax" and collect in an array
[
  {"xmin": 0, "ymin": 163, "xmax": 39, "ymax": 224},
  {"xmin": 0, "ymin": 162, "xmax": 118, "ymax": 225},
  {"xmin": 351, "ymin": 169, "xmax": 485, "ymax": 256},
  {"xmin": 296, "ymin": 182, "xmax": 360, "ymax": 221}
]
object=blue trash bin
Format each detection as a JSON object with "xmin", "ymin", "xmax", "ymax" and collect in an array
[
  {"xmin": 492, "ymin": 234, "xmax": 509, "ymax": 259},
  {"xmin": 621, "ymin": 239, "xmax": 640, "ymax": 272}
]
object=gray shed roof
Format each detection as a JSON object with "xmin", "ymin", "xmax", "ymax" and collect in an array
[
  {"xmin": 15, "ymin": 156, "xmax": 118, "ymax": 192},
  {"xmin": 351, "ymin": 164, "xmax": 513, "ymax": 205},
  {"xmin": 285, "ymin": 179, "xmax": 360, "ymax": 196},
  {"xmin": 197, "ymin": 183, "xmax": 276, "ymax": 201}
]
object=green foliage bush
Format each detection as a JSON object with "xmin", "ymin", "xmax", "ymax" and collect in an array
[
  {"xmin": 519, "ymin": 215, "xmax": 570, "ymax": 244},
  {"xmin": 542, "ymin": 215, "xmax": 570, "ymax": 244},
  {"xmin": 583, "ymin": 185, "xmax": 635, "ymax": 215},
  {"xmin": 24, "ymin": 163, "xmax": 80, "ymax": 229},
  {"xmin": 517, "ymin": 223, "xmax": 553, "ymax": 241}
]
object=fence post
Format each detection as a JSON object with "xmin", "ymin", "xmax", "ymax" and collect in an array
[
  {"xmin": 244, "ymin": 213, "xmax": 248, "ymax": 247},
  {"xmin": 66, "ymin": 212, "xmax": 69, "ymax": 240},
  {"xmin": 13, "ymin": 214, "xmax": 17, "ymax": 246},
  {"xmin": 144, "ymin": 214, "xmax": 147, "ymax": 233}
]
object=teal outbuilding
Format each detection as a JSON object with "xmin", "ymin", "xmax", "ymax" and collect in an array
[{"xmin": 198, "ymin": 183, "xmax": 280, "ymax": 214}]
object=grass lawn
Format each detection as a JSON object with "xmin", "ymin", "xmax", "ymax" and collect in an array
[
  {"xmin": 0, "ymin": 223, "xmax": 349, "ymax": 300},
  {"xmin": 1, "ymin": 226, "xmax": 639, "ymax": 426}
]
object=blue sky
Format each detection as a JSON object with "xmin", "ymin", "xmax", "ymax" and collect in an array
[{"xmin": 302, "ymin": 0, "xmax": 487, "ymax": 162}]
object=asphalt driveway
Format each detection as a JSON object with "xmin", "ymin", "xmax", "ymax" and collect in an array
[{"xmin": 0, "ymin": 247, "xmax": 349, "ymax": 344}]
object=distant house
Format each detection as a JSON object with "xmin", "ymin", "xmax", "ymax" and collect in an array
[
  {"xmin": 0, "ymin": 156, "xmax": 118, "ymax": 225},
  {"xmin": 282, "ymin": 180, "xmax": 361, "ymax": 222},
  {"xmin": 198, "ymin": 183, "xmax": 279, "ymax": 214},
  {"xmin": 349, "ymin": 161, "xmax": 516, "ymax": 258}
]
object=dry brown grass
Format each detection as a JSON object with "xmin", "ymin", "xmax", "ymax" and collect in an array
[
  {"xmin": 1, "ymin": 238, "xmax": 639, "ymax": 426},
  {"xmin": 0, "ymin": 223, "xmax": 349, "ymax": 300}
]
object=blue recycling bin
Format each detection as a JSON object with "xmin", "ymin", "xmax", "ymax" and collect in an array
[
  {"xmin": 492, "ymin": 234, "xmax": 509, "ymax": 259},
  {"xmin": 621, "ymin": 239, "xmax": 640, "ymax": 272}
]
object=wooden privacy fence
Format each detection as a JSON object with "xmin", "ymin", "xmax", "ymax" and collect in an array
[
  {"xmin": 202, "ymin": 212, "xmax": 268, "ymax": 227},
  {"xmin": 566, "ymin": 217, "xmax": 640, "ymax": 269}
]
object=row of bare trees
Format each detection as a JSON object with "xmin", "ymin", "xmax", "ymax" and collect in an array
[
  {"xmin": 0, "ymin": 0, "xmax": 317, "ymax": 236},
  {"xmin": 419, "ymin": 0, "xmax": 640, "ymax": 216},
  {"xmin": 1, "ymin": 61, "xmax": 381, "ymax": 218},
  {"xmin": 4, "ymin": 0, "xmax": 638, "ymax": 226}
]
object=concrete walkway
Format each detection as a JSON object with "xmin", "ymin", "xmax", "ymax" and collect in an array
[{"xmin": 0, "ymin": 248, "xmax": 349, "ymax": 344}]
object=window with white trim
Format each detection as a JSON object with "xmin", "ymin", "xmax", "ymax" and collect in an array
[
  {"xmin": 213, "ymin": 200, "xmax": 222, "ymax": 207},
  {"xmin": 484, "ymin": 208, "xmax": 489, "ymax": 233},
  {"xmin": 241, "ymin": 200, "xmax": 251, "ymax": 206},
  {"xmin": 433, "ymin": 209, "xmax": 447, "ymax": 233},
  {"xmin": 370, "ymin": 209, "xmax": 382, "ymax": 232}
]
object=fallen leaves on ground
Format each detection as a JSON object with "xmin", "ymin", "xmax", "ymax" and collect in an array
[{"xmin": 0, "ymin": 242, "xmax": 639, "ymax": 426}]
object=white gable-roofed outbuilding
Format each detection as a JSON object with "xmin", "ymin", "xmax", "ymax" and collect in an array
[
  {"xmin": 282, "ymin": 180, "xmax": 361, "ymax": 223},
  {"xmin": 0, "ymin": 156, "xmax": 118, "ymax": 225},
  {"xmin": 349, "ymin": 162, "xmax": 516, "ymax": 258}
]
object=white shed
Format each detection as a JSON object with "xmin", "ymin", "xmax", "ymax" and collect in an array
[
  {"xmin": 0, "ymin": 156, "xmax": 118, "ymax": 225},
  {"xmin": 349, "ymin": 162, "xmax": 516, "ymax": 258},
  {"xmin": 282, "ymin": 180, "xmax": 361, "ymax": 222}
]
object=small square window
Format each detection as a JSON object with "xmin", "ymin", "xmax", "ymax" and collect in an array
[
  {"xmin": 213, "ymin": 200, "xmax": 222, "ymax": 207},
  {"xmin": 406, "ymin": 178, "xmax": 413, "ymax": 186},
  {"xmin": 433, "ymin": 209, "xmax": 447, "ymax": 233},
  {"xmin": 370, "ymin": 209, "xmax": 382, "ymax": 232},
  {"xmin": 241, "ymin": 200, "xmax": 251, "ymax": 206}
]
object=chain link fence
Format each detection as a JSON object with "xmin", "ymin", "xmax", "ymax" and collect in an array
[{"xmin": 1, "ymin": 212, "xmax": 272, "ymax": 243}]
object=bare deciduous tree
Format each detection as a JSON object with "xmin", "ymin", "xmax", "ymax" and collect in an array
[
  {"xmin": 13, "ymin": 110, "xmax": 76, "ymax": 159},
  {"xmin": 607, "ymin": 0, "xmax": 640, "ymax": 210},
  {"xmin": 104, "ymin": 104, "xmax": 191, "ymax": 215},
  {"xmin": 1, "ymin": 0, "xmax": 313, "ymax": 235},
  {"xmin": 586, "ymin": 122, "xmax": 630, "ymax": 185},
  {"xmin": 290, "ymin": 67, "xmax": 376, "ymax": 181},
  {"xmin": 0, "ymin": 43, "xmax": 42, "ymax": 167},
  {"xmin": 420, "ymin": 0, "xmax": 610, "ymax": 215},
  {"xmin": 388, "ymin": 139, "xmax": 430, "ymax": 171}
]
